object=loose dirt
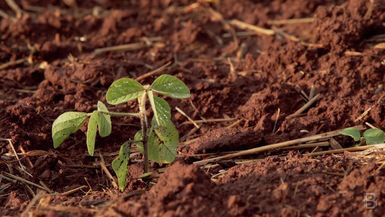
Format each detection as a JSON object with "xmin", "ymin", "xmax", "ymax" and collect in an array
[{"xmin": 1, "ymin": 0, "xmax": 385, "ymax": 216}]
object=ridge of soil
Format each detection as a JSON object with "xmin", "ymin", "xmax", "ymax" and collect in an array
[
  {"xmin": 1, "ymin": 0, "xmax": 385, "ymax": 216},
  {"xmin": 103, "ymin": 154, "xmax": 385, "ymax": 217}
]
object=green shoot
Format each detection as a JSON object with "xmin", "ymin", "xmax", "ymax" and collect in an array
[
  {"xmin": 51, "ymin": 74, "xmax": 190, "ymax": 191},
  {"xmin": 340, "ymin": 127, "xmax": 385, "ymax": 145}
]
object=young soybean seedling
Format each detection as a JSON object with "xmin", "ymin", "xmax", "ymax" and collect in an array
[
  {"xmin": 340, "ymin": 127, "xmax": 385, "ymax": 145},
  {"xmin": 106, "ymin": 75, "xmax": 190, "ymax": 173},
  {"xmin": 51, "ymin": 74, "xmax": 190, "ymax": 191}
]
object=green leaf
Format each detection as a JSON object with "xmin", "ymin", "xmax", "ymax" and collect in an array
[
  {"xmin": 152, "ymin": 123, "xmax": 179, "ymax": 163},
  {"xmin": 106, "ymin": 78, "xmax": 145, "ymax": 105},
  {"xmin": 150, "ymin": 74, "xmax": 190, "ymax": 99},
  {"xmin": 87, "ymin": 111, "xmax": 98, "ymax": 156},
  {"xmin": 340, "ymin": 127, "xmax": 361, "ymax": 142},
  {"xmin": 363, "ymin": 128, "xmax": 385, "ymax": 145},
  {"xmin": 52, "ymin": 112, "xmax": 88, "ymax": 148},
  {"xmin": 148, "ymin": 91, "xmax": 172, "ymax": 126},
  {"xmin": 112, "ymin": 142, "xmax": 130, "ymax": 191},
  {"xmin": 97, "ymin": 101, "xmax": 112, "ymax": 137},
  {"xmin": 136, "ymin": 121, "xmax": 179, "ymax": 164}
]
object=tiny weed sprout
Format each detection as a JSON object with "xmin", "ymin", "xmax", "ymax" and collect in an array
[
  {"xmin": 340, "ymin": 127, "xmax": 385, "ymax": 145},
  {"xmin": 51, "ymin": 74, "xmax": 190, "ymax": 191}
]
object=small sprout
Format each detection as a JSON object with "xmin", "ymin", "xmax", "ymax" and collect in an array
[
  {"xmin": 51, "ymin": 74, "xmax": 191, "ymax": 191},
  {"xmin": 340, "ymin": 127, "xmax": 385, "ymax": 145}
]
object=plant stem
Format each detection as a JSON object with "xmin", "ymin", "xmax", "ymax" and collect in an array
[
  {"xmin": 99, "ymin": 111, "xmax": 140, "ymax": 118},
  {"xmin": 139, "ymin": 92, "xmax": 149, "ymax": 173}
]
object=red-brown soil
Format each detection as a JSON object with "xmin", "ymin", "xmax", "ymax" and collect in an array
[{"xmin": 1, "ymin": 0, "xmax": 385, "ymax": 216}]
